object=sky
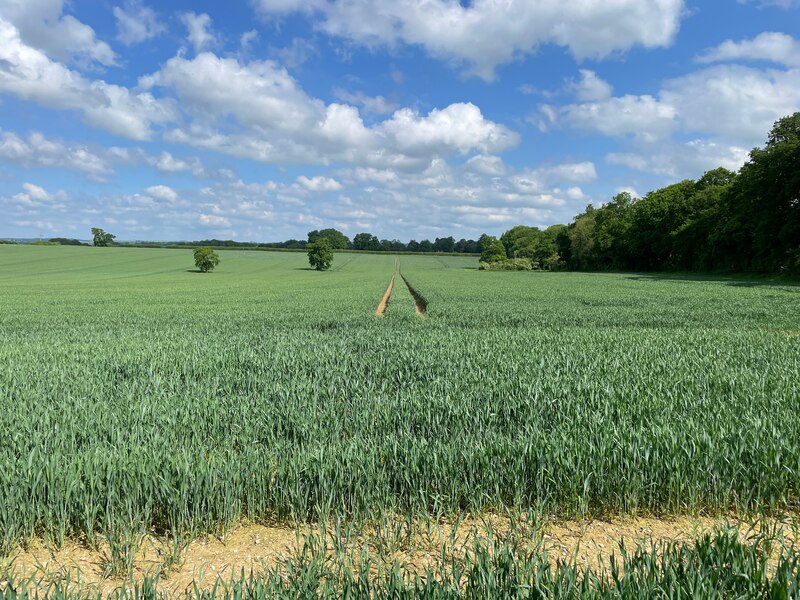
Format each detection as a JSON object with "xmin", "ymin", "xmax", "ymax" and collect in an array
[{"xmin": 0, "ymin": 0, "xmax": 799, "ymax": 242}]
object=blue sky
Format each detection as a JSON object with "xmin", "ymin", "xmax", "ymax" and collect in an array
[{"xmin": 1, "ymin": 0, "xmax": 799, "ymax": 242}]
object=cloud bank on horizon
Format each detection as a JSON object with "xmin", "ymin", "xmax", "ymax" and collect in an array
[{"xmin": 0, "ymin": 0, "xmax": 798, "ymax": 241}]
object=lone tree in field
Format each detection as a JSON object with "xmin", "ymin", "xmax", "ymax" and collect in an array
[
  {"xmin": 307, "ymin": 239, "xmax": 334, "ymax": 271},
  {"xmin": 194, "ymin": 247, "xmax": 220, "ymax": 273},
  {"xmin": 91, "ymin": 228, "xmax": 115, "ymax": 247}
]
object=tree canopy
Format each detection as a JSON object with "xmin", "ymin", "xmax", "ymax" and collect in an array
[
  {"xmin": 193, "ymin": 247, "xmax": 220, "ymax": 273},
  {"xmin": 308, "ymin": 228, "xmax": 350, "ymax": 250},
  {"xmin": 307, "ymin": 239, "xmax": 334, "ymax": 271},
  {"xmin": 91, "ymin": 228, "xmax": 115, "ymax": 247}
]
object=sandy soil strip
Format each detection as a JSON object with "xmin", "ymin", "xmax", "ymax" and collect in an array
[
  {"xmin": 5, "ymin": 513, "xmax": 797, "ymax": 598},
  {"xmin": 376, "ymin": 274, "xmax": 395, "ymax": 316},
  {"xmin": 401, "ymin": 274, "xmax": 427, "ymax": 316}
]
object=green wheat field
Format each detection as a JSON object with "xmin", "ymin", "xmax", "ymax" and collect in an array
[{"xmin": 2, "ymin": 245, "xmax": 800, "ymax": 597}]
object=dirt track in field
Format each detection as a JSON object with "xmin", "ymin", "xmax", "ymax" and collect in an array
[
  {"xmin": 376, "ymin": 274, "xmax": 395, "ymax": 316},
  {"xmin": 400, "ymin": 274, "xmax": 427, "ymax": 316},
  {"xmin": 5, "ymin": 513, "xmax": 798, "ymax": 598}
]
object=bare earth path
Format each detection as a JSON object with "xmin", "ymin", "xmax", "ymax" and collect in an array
[
  {"xmin": 376, "ymin": 274, "xmax": 395, "ymax": 316},
  {"xmin": 5, "ymin": 513, "xmax": 797, "ymax": 598},
  {"xmin": 400, "ymin": 273, "xmax": 428, "ymax": 316}
]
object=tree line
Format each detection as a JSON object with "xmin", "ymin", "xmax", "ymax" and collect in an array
[{"xmin": 480, "ymin": 112, "xmax": 799, "ymax": 274}]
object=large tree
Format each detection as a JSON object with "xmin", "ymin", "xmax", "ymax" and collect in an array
[
  {"xmin": 307, "ymin": 239, "xmax": 334, "ymax": 270},
  {"xmin": 91, "ymin": 228, "xmax": 115, "ymax": 247}
]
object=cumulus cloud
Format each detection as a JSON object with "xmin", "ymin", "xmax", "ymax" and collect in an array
[
  {"xmin": 145, "ymin": 185, "xmax": 179, "ymax": 202},
  {"xmin": 2, "ymin": 0, "xmax": 116, "ymax": 67},
  {"xmin": 466, "ymin": 154, "xmax": 506, "ymax": 176},
  {"xmin": 0, "ymin": 18, "xmax": 176, "ymax": 140},
  {"xmin": 114, "ymin": 0, "xmax": 166, "ymax": 46},
  {"xmin": 252, "ymin": 0, "xmax": 685, "ymax": 80},
  {"xmin": 661, "ymin": 64, "xmax": 800, "ymax": 141},
  {"xmin": 543, "ymin": 63, "xmax": 800, "ymax": 146},
  {"xmin": 180, "ymin": 12, "xmax": 216, "ymax": 53},
  {"xmin": 695, "ymin": 32, "xmax": 800, "ymax": 68},
  {"xmin": 199, "ymin": 213, "xmax": 231, "ymax": 226},
  {"xmin": 6, "ymin": 182, "xmax": 67, "ymax": 207},
  {"xmin": 543, "ymin": 95, "xmax": 677, "ymax": 142},
  {"xmin": 296, "ymin": 175, "xmax": 343, "ymax": 191},
  {"xmin": 572, "ymin": 69, "xmax": 613, "ymax": 101},
  {"xmin": 0, "ymin": 129, "xmax": 113, "ymax": 179},
  {"xmin": 332, "ymin": 89, "xmax": 398, "ymax": 115},
  {"xmin": 141, "ymin": 51, "xmax": 517, "ymax": 166},
  {"xmin": 607, "ymin": 140, "xmax": 750, "ymax": 179}
]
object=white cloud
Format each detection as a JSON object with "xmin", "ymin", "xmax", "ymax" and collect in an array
[
  {"xmin": 607, "ymin": 140, "xmax": 750, "ymax": 179},
  {"xmin": 275, "ymin": 38, "xmax": 318, "ymax": 68},
  {"xmin": 511, "ymin": 162, "xmax": 596, "ymax": 194},
  {"xmin": 572, "ymin": 69, "xmax": 613, "ymax": 101},
  {"xmin": 252, "ymin": 0, "xmax": 685, "ymax": 80},
  {"xmin": 0, "ymin": 129, "xmax": 113, "ymax": 179},
  {"xmin": 6, "ymin": 182, "xmax": 68, "ymax": 206},
  {"xmin": 544, "ymin": 63, "xmax": 800, "ymax": 146},
  {"xmin": 332, "ymin": 89, "xmax": 398, "ymax": 115},
  {"xmin": 114, "ymin": 0, "xmax": 166, "ymax": 46},
  {"xmin": 739, "ymin": 0, "xmax": 800, "ymax": 8},
  {"xmin": 142, "ymin": 51, "xmax": 517, "ymax": 166},
  {"xmin": 661, "ymin": 64, "xmax": 800, "ymax": 142},
  {"xmin": 548, "ymin": 95, "xmax": 677, "ymax": 142},
  {"xmin": 145, "ymin": 185, "xmax": 179, "ymax": 202},
  {"xmin": 251, "ymin": 0, "xmax": 324, "ymax": 15},
  {"xmin": 180, "ymin": 12, "xmax": 216, "ymax": 53},
  {"xmin": 379, "ymin": 103, "xmax": 518, "ymax": 156},
  {"xmin": 1, "ymin": 0, "xmax": 116, "ymax": 67},
  {"xmin": 296, "ymin": 175, "xmax": 342, "ymax": 191},
  {"xmin": 240, "ymin": 30, "xmax": 259, "ymax": 51},
  {"xmin": 0, "ymin": 18, "xmax": 176, "ymax": 140},
  {"xmin": 20, "ymin": 182, "xmax": 49, "ymax": 201},
  {"xmin": 199, "ymin": 213, "xmax": 231, "ymax": 226},
  {"xmin": 143, "ymin": 151, "xmax": 207, "ymax": 177},
  {"xmin": 466, "ymin": 154, "xmax": 506, "ymax": 176},
  {"xmin": 696, "ymin": 32, "xmax": 800, "ymax": 68}
]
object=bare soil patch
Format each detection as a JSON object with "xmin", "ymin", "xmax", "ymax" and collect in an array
[
  {"xmin": 5, "ymin": 513, "xmax": 797, "ymax": 598},
  {"xmin": 376, "ymin": 274, "xmax": 395, "ymax": 316},
  {"xmin": 400, "ymin": 274, "xmax": 427, "ymax": 316}
]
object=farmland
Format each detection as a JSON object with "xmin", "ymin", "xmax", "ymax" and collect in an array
[{"xmin": 1, "ymin": 245, "xmax": 800, "ymax": 596}]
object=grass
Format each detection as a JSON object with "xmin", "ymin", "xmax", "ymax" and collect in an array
[{"xmin": 0, "ymin": 245, "xmax": 799, "ymax": 593}]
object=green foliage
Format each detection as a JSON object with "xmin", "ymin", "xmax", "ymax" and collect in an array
[
  {"xmin": 307, "ymin": 239, "xmax": 334, "ymax": 270},
  {"xmin": 307, "ymin": 228, "xmax": 350, "ymax": 250},
  {"xmin": 193, "ymin": 247, "xmax": 220, "ymax": 273},
  {"xmin": 91, "ymin": 228, "xmax": 116, "ymax": 247},
  {"xmin": 479, "ymin": 237, "xmax": 506, "ymax": 263},
  {"xmin": 49, "ymin": 238, "xmax": 87, "ymax": 246},
  {"xmin": 352, "ymin": 232, "xmax": 381, "ymax": 251},
  {"xmin": 479, "ymin": 257, "xmax": 535, "ymax": 270}
]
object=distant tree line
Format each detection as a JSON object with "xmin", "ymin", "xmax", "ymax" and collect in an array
[{"xmin": 170, "ymin": 231, "xmax": 482, "ymax": 254}]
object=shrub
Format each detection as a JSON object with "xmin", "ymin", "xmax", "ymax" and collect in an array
[{"xmin": 479, "ymin": 258, "xmax": 536, "ymax": 271}]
